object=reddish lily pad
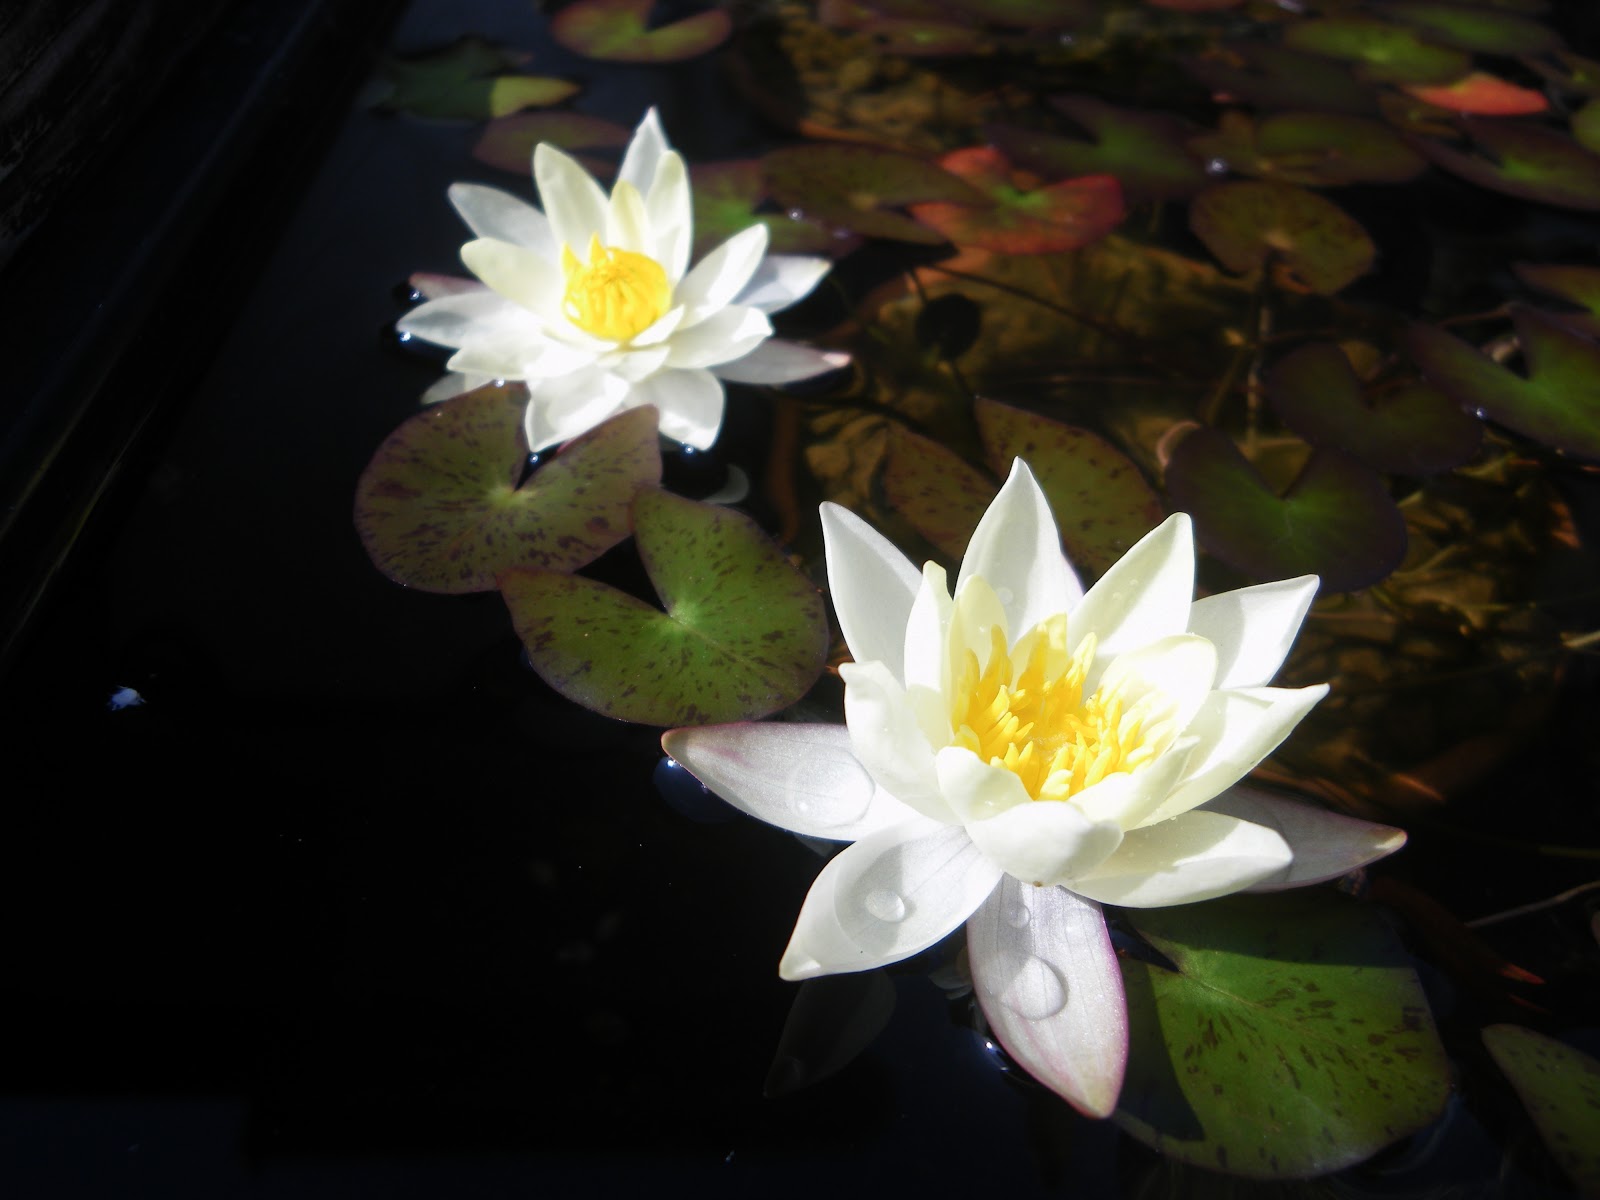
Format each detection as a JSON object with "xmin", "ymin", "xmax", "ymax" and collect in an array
[
  {"xmin": 1482, "ymin": 1025, "xmax": 1600, "ymax": 1195},
  {"xmin": 355, "ymin": 391, "xmax": 661, "ymax": 594},
  {"xmin": 690, "ymin": 161, "xmax": 850, "ymax": 259},
  {"xmin": 373, "ymin": 37, "xmax": 578, "ymax": 121},
  {"xmin": 503, "ymin": 488, "xmax": 828, "ymax": 725},
  {"xmin": 763, "ymin": 144, "xmax": 985, "ymax": 244},
  {"xmin": 1515, "ymin": 262, "xmax": 1600, "ymax": 335},
  {"xmin": 1117, "ymin": 890, "xmax": 1450, "ymax": 1179},
  {"xmin": 1190, "ymin": 182, "xmax": 1375, "ymax": 295},
  {"xmin": 1185, "ymin": 43, "xmax": 1377, "ymax": 116},
  {"xmin": 472, "ymin": 112, "xmax": 631, "ymax": 177},
  {"xmin": 1166, "ymin": 428, "xmax": 1407, "ymax": 591},
  {"xmin": 1407, "ymin": 308, "xmax": 1600, "ymax": 460},
  {"xmin": 1384, "ymin": 1, "xmax": 1560, "ymax": 55},
  {"xmin": 1283, "ymin": 17, "xmax": 1472, "ymax": 85},
  {"xmin": 1189, "ymin": 111, "xmax": 1426, "ymax": 186},
  {"xmin": 908, "ymin": 147, "xmax": 1124, "ymax": 254},
  {"xmin": 1410, "ymin": 120, "xmax": 1600, "ymax": 210},
  {"xmin": 986, "ymin": 99, "xmax": 1207, "ymax": 204},
  {"xmin": 550, "ymin": 0, "xmax": 732, "ymax": 63},
  {"xmin": 1401, "ymin": 72, "xmax": 1549, "ymax": 116},
  {"xmin": 1267, "ymin": 342, "xmax": 1481, "ymax": 476},
  {"xmin": 882, "ymin": 425, "xmax": 994, "ymax": 561}
]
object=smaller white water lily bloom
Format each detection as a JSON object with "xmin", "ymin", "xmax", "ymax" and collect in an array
[
  {"xmin": 396, "ymin": 109, "xmax": 846, "ymax": 450},
  {"xmin": 663, "ymin": 460, "xmax": 1406, "ymax": 1116}
]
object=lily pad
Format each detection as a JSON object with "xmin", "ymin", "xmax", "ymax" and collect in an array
[
  {"xmin": 908, "ymin": 147, "xmax": 1124, "ymax": 253},
  {"xmin": 503, "ymin": 488, "xmax": 829, "ymax": 725},
  {"xmin": 882, "ymin": 425, "xmax": 994, "ymax": 561},
  {"xmin": 1526, "ymin": 51, "xmax": 1600, "ymax": 98},
  {"xmin": 1401, "ymin": 71, "xmax": 1549, "ymax": 116},
  {"xmin": 764, "ymin": 144, "xmax": 986, "ymax": 244},
  {"xmin": 987, "ymin": 97, "xmax": 1207, "ymax": 204},
  {"xmin": 1117, "ymin": 890, "xmax": 1450, "ymax": 1179},
  {"xmin": 550, "ymin": 0, "xmax": 732, "ymax": 63},
  {"xmin": 1573, "ymin": 100, "xmax": 1600, "ymax": 155},
  {"xmin": 1146, "ymin": 0, "xmax": 1241, "ymax": 10},
  {"xmin": 1184, "ymin": 43, "xmax": 1377, "ymax": 116},
  {"xmin": 1410, "ymin": 118, "xmax": 1600, "ymax": 211},
  {"xmin": 690, "ymin": 161, "xmax": 849, "ymax": 259},
  {"xmin": 373, "ymin": 37, "xmax": 578, "ymax": 121},
  {"xmin": 472, "ymin": 112, "xmax": 631, "ymax": 177},
  {"xmin": 1482, "ymin": 1025, "xmax": 1600, "ymax": 1195},
  {"xmin": 857, "ymin": 18, "xmax": 988, "ymax": 56},
  {"xmin": 1165, "ymin": 428, "xmax": 1408, "ymax": 591},
  {"xmin": 943, "ymin": 0, "xmax": 1102, "ymax": 27},
  {"xmin": 1189, "ymin": 111, "xmax": 1426, "ymax": 187},
  {"xmin": 1267, "ymin": 342, "xmax": 1482, "ymax": 475},
  {"xmin": 355, "ymin": 390, "xmax": 661, "ymax": 594},
  {"xmin": 1384, "ymin": 1, "xmax": 1560, "ymax": 54},
  {"xmin": 1190, "ymin": 181, "xmax": 1375, "ymax": 295},
  {"xmin": 1515, "ymin": 261, "xmax": 1600, "ymax": 335},
  {"xmin": 1283, "ymin": 17, "xmax": 1472, "ymax": 85},
  {"xmin": 1407, "ymin": 308, "xmax": 1600, "ymax": 460}
]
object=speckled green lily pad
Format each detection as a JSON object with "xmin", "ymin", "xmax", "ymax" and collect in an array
[
  {"xmin": 987, "ymin": 97, "xmax": 1207, "ymax": 204},
  {"xmin": 1190, "ymin": 181, "xmax": 1375, "ymax": 294},
  {"xmin": 763, "ymin": 144, "xmax": 986, "ymax": 244},
  {"xmin": 1189, "ymin": 111, "xmax": 1426, "ymax": 186},
  {"xmin": 1482, "ymin": 1025, "xmax": 1600, "ymax": 1195},
  {"xmin": 690, "ymin": 161, "xmax": 849, "ymax": 259},
  {"xmin": 1283, "ymin": 17, "xmax": 1472, "ymax": 84},
  {"xmin": 551, "ymin": 0, "xmax": 732, "ymax": 63},
  {"xmin": 1411, "ymin": 120, "xmax": 1600, "ymax": 211},
  {"xmin": 472, "ymin": 112, "xmax": 631, "ymax": 177},
  {"xmin": 372, "ymin": 37, "xmax": 579, "ymax": 121},
  {"xmin": 908, "ymin": 147, "xmax": 1124, "ymax": 253},
  {"xmin": 503, "ymin": 488, "xmax": 828, "ymax": 725},
  {"xmin": 882, "ymin": 424, "xmax": 994, "ymax": 562}
]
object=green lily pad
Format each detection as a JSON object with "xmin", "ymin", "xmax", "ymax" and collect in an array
[
  {"xmin": 1402, "ymin": 71, "xmax": 1549, "ymax": 116},
  {"xmin": 882, "ymin": 424, "xmax": 994, "ymax": 562},
  {"xmin": 1117, "ymin": 890, "xmax": 1450, "ymax": 1179},
  {"xmin": 472, "ymin": 112, "xmax": 631, "ymax": 177},
  {"xmin": 1189, "ymin": 111, "xmax": 1426, "ymax": 187},
  {"xmin": 1573, "ymin": 100, "xmax": 1600, "ymax": 155},
  {"xmin": 763, "ymin": 144, "xmax": 985, "ymax": 244},
  {"xmin": 857, "ymin": 18, "xmax": 988, "ymax": 56},
  {"xmin": 1283, "ymin": 17, "xmax": 1472, "ymax": 85},
  {"xmin": 908, "ymin": 147, "xmax": 1124, "ymax": 253},
  {"xmin": 372, "ymin": 37, "xmax": 579, "ymax": 121},
  {"xmin": 1515, "ymin": 262, "xmax": 1600, "ymax": 335},
  {"xmin": 1184, "ymin": 43, "xmax": 1377, "ymax": 116},
  {"xmin": 1410, "ymin": 120, "xmax": 1600, "ymax": 211},
  {"xmin": 1190, "ymin": 182, "xmax": 1375, "ymax": 295},
  {"xmin": 551, "ymin": 0, "xmax": 731, "ymax": 62},
  {"xmin": 1407, "ymin": 308, "xmax": 1600, "ymax": 460},
  {"xmin": 690, "ymin": 161, "xmax": 850, "ymax": 259},
  {"xmin": 1267, "ymin": 342, "xmax": 1481, "ymax": 475},
  {"xmin": 1384, "ymin": 1, "xmax": 1560, "ymax": 54},
  {"xmin": 1165, "ymin": 428, "xmax": 1407, "ymax": 591},
  {"xmin": 355, "ymin": 390, "xmax": 662, "ymax": 594},
  {"xmin": 1482, "ymin": 1025, "xmax": 1600, "ymax": 1195},
  {"xmin": 503, "ymin": 488, "xmax": 829, "ymax": 725},
  {"xmin": 986, "ymin": 97, "xmax": 1208, "ymax": 204},
  {"xmin": 1526, "ymin": 51, "xmax": 1600, "ymax": 98}
]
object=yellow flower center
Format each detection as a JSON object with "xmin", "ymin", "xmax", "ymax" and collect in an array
[
  {"xmin": 951, "ymin": 615, "xmax": 1166, "ymax": 803},
  {"xmin": 560, "ymin": 234, "xmax": 672, "ymax": 341}
]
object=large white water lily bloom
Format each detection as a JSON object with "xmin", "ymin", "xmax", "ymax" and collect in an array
[
  {"xmin": 663, "ymin": 460, "xmax": 1406, "ymax": 1117},
  {"xmin": 396, "ymin": 109, "xmax": 845, "ymax": 451}
]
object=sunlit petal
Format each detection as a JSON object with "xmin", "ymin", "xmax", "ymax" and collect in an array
[
  {"xmin": 957, "ymin": 460, "xmax": 1083, "ymax": 641},
  {"xmin": 460, "ymin": 237, "xmax": 564, "ymax": 318},
  {"xmin": 1069, "ymin": 810, "xmax": 1292, "ymax": 907},
  {"xmin": 616, "ymin": 107, "xmax": 669, "ymax": 196},
  {"xmin": 1070, "ymin": 513, "xmax": 1193, "ymax": 682},
  {"xmin": 1187, "ymin": 575, "xmax": 1319, "ymax": 689},
  {"xmin": 1204, "ymin": 786, "xmax": 1407, "ymax": 891},
  {"xmin": 840, "ymin": 661, "xmax": 954, "ymax": 823},
  {"xmin": 633, "ymin": 367, "xmax": 725, "ymax": 449},
  {"xmin": 676, "ymin": 224, "xmax": 770, "ymax": 317},
  {"xmin": 736, "ymin": 254, "xmax": 833, "ymax": 312},
  {"xmin": 663, "ymin": 306, "xmax": 772, "ymax": 369},
  {"xmin": 447, "ymin": 183, "xmax": 557, "ymax": 259},
  {"xmin": 534, "ymin": 142, "xmax": 610, "ymax": 252},
  {"xmin": 821, "ymin": 504, "xmax": 923, "ymax": 678},
  {"xmin": 713, "ymin": 340, "xmax": 850, "ymax": 384}
]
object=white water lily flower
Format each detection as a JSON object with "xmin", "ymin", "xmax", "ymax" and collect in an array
[
  {"xmin": 397, "ymin": 109, "xmax": 846, "ymax": 451},
  {"xmin": 663, "ymin": 460, "xmax": 1406, "ymax": 1116}
]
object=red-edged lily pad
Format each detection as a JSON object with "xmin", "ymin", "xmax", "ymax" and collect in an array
[
  {"xmin": 986, "ymin": 98, "xmax": 1207, "ymax": 204},
  {"xmin": 1267, "ymin": 341, "xmax": 1481, "ymax": 475},
  {"xmin": 1515, "ymin": 262, "xmax": 1600, "ymax": 335},
  {"xmin": 503, "ymin": 488, "xmax": 828, "ymax": 725},
  {"xmin": 355, "ymin": 391, "xmax": 661, "ymax": 594},
  {"xmin": 472, "ymin": 112, "xmax": 631, "ymax": 177},
  {"xmin": 763, "ymin": 144, "xmax": 985, "ymax": 244},
  {"xmin": 1401, "ymin": 72, "xmax": 1549, "ymax": 116},
  {"xmin": 1283, "ymin": 17, "xmax": 1472, "ymax": 85},
  {"xmin": 1190, "ymin": 181, "xmax": 1375, "ymax": 295},
  {"xmin": 1185, "ymin": 43, "xmax": 1377, "ymax": 115},
  {"xmin": 1482, "ymin": 1026, "xmax": 1600, "ymax": 1196},
  {"xmin": 1190, "ymin": 111, "xmax": 1426, "ymax": 186},
  {"xmin": 1410, "ymin": 120, "xmax": 1600, "ymax": 211},
  {"xmin": 1384, "ymin": 1, "xmax": 1560, "ymax": 55},
  {"xmin": 550, "ymin": 0, "xmax": 732, "ymax": 63},
  {"xmin": 1407, "ymin": 307, "xmax": 1600, "ymax": 460},
  {"xmin": 690, "ymin": 160, "xmax": 849, "ymax": 259},
  {"xmin": 1166, "ymin": 428, "xmax": 1407, "ymax": 591},
  {"xmin": 908, "ymin": 147, "xmax": 1124, "ymax": 254},
  {"xmin": 373, "ymin": 37, "xmax": 578, "ymax": 121}
]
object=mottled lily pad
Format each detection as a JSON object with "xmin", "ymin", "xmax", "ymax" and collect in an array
[
  {"xmin": 1185, "ymin": 43, "xmax": 1377, "ymax": 116},
  {"xmin": 355, "ymin": 390, "xmax": 661, "ymax": 594},
  {"xmin": 1267, "ymin": 342, "xmax": 1481, "ymax": 475},
  {"xmin": 1190, "ymin": 182, "xmax": 1375, "ymax": 294},
  {"xmin": 372, "ymin": 37, "xmax": 578, "ymax": 121},
  {"xmin": 472, "ymin": 112, "xmax": 631, "ymax": 176},
  {"xmin": 987, "ymin": 97, "xmax": 1208, "ymax": 203},
  {"xmin": 1165, "ymin": 428, "xmax": 1407, "ymax": 591},
  {"xmin": 764, "ymin": 144, "xmax": 986, "ymax": 244},
  {"xmin": 1117, "ymin": 890, "xmax": 1450, "ymax": 1179},
  {"xmin": 908, "ymin": 147, "xmax": 1124, "ymax": 253},
  {"xmin": 1482, "ymin": 1025, "xmax": 1600, "ymax": 1195},
  {"xmin": 1384, "ymin": 1, "xmax": 1560, "ymax": 54},
  {"xmin": 503, "ymin": 488, "xmax": 829, "ymax": 725},
  {"xmin": 1411, "ymin": 119, "xmax": 1600, "ymax": 211},
  {"xmin": 1283, "ymin": 17, "xmax": 1472, "ymax": 84},
  {"xmin": 690, "ymin": 161, "xmax": 849, "ymax": 259},
  {"xmin": 1408, "ymin": 308, "xmax": 1600, "ymax": 460},
  {"xmin": 882, "ymin": 425, "xmax": 994, "ymax": 561},
  {"xmin": 550, "ymin": 0, "xmax": 732, "ymax": 63},
  {"xmin": 1515, "ymin": 262, "xmax": 1600, "ymax": 334},
  {"xmin": 1402, "ymin": 72, "xmax": 1549, "ymax": 116},
  {"xmin": 1189, "ymin": 111, "xmax": 1426, "ymax": 186}
]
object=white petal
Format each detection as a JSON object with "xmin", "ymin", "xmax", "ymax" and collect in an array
[
  {"xmin": 902, "ymin": 563, "xmax": 954, "ymax": 697},
  {"xmin": 617, "ymin": 108, "xmax": 669, "ymax": 196},
  {"xmin": 1070, "ymin": 513, "xmax": 1194, "ymax": 680},
  {"xmin": 1187, "ymin": 575, "xmax": 1319, "ymax": 689},
  {"xmin": 447, "ymin": 183, "xmax": 557, "ymax": 258},
  {"xmin": 1094, "ymin": 633, "xmax": 1217, "ymax": 740},
  {"xmin": 957, "ymin": 460, "xmax": 1083, "ymax": 645},
  {"xmin": 714, "ymin": 340, "xmax": 851, "ymax": 384},
  {"xmin": 961, "ymin": 791, "xmax": 1125, "ymax": 887},
  {"xmin": 820, "ymin": 503, "xmax": 923, "ymax": 679},
  {"xmin": 1204, "ymin": 786, "xmax": 1407, "ymax": 891},
  {"xmin": 661, "ymin": 723, "xmax": 918, "ymax": 840},
  {"xmin": 1069, "ymin": 736, "xmax": 1198, "ymax": 830},
  {"xmin": 460, "ymin": 238, "xmax": 564, "ymax": 318},
  {"xmin": 632, "ymin": 367, "xmax": 725, "ymax": 449},
  {"xmin": 630, "ymin": 305, "xmax": 686, "ymax": 349},
  {"xmin": 445, "ymin": 339, "xmax": 536, "ymax": 379},
  {"xmin": 605, "ymin": 180, "xmax": 652, "ymax": 255},
  {"xmin": 735, "ymin": 254, "xmax": 833, "ymax": 312},
  {"xmin": 647, "ymin": 150, "xmax": 693, "ymax": 283},
  {"xmin": 1069, "ymin": 810, "xmax": 1292, "ymax": 907},
  {"xmin": 1141, "ymin": 683, "xmax": 1329, "ymax": 825},
  {"xmin": 608, "ymin": 344, "xmax": 671, "ymax": 384},
  {"xmin": 778, "ymin": 821, "xmax": 1003, "ymax": 979},
  {"xmin": 419, "ymin": 372, "xmax": 486, "ymax": 405},
  {"xmin": 397, "ymin": 290, "xmax": 531, "ymax": 350},
  {"xmin": 840, "ymin": 660, "xmax": 955, "ymax": 824},
  {"xmin": 934, "ymin": 746, "xmax": 1033, "ymax": 824},
  {"xmin": 534, "ymin": 143, "xmax": 610, "ymax": 252},
  {"xmin": 676, "ymin": 225, "xmax": 771, "ymax": 317},
  {"xmin": 664, "ymin": 305, "xmax": 772, "ymax": 369},
  {"xmin": 968, "ymin": 880, "xmax": 1127, "ymax": 1117},
  {"xmin": 522, "ymin": 377, "xmax": 627, "ymax": 450}
]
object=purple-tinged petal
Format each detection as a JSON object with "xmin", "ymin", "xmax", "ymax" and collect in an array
[
  {"xmin": 1204, "ymin": 785, "xmax": 1407, "ymax": 891},
  {"xmin": 713, "ymin": 340, "xmax": 850, "ymax": 385},
  {"xmin": 1069, "ymin": 810, "xmax": 1292, "ymax": 907}
]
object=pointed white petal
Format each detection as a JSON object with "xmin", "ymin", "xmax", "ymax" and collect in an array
[
  {"xmin": 631, "ymin": 367, "xmax": 725, "ymax": 449},
  {"xmin": 957, "ymin": 461, "xmax": 1083, "ymax": 645},
  {"xmin": 534, "ymin": 143, "xmax": 610, "ymax": 252},
  {"xmin": 447, "ymin": 183, "xmax": 557, "ymax": 258},
  {"xmin": 1070, "ymin": 513, "xmax": 1194, "ymax": 680},
  {"xmin": 608, "ymin": 344, "xmax": 672, "ymax": 383},
  {"xmin": 902, "ymin": 562, "xmax": 954, "ymax": 697},
  {"xmin": 629, "ymin": 305, "xmax": 686, "ymax": 349},
  {"xmin": 934, "ymin": 746, "xmax": 1033, "ymax": 824},
  {"xmin": 604, "ymin": 180, "xmax": 652, "ymax": 255},
  {"xmin": 397, "ymin": 290, "xmax": 531, "ymax": 350},
  {"xmin": 735, "ymin": 254, "xmax": 833, "ymax": 312},
  {"xmin": 820, "ymin": 503, "xmax": 922, "ymax": 679},
  {"xmin": 419, "ymin": 372, "xmax": 487, "ymax": 405},
  {"xmin": 663, "ymin": 305, "xmax": 772, "ymax": 369},
  {"xmin": 676, "ymin": 225, "xmax": 770, "ymax": 317},
  {"xmin": 714, "ymin": 340, "xmax": 850, "ymax": 384},
  {"xmin": 1095, "ymin": 633, "xmax": 1217, "ymax": 741},
  {"xmin": 1069, "ymin": 810, "xmax": 1292, "ymax": 907},
  {"xmin": 616, "ymin": 107, "xmax": 669, "ymax": 196},
  {"xmin": 968, "ymin": 880, "xmax": 1127, "ymax": 1118},
  {"xmin": 840, "ymin": 660, "xmax": 955, "ymax": 823},
  {"xmin": 959, "ymin": 788, "xmax": 1124, "ymax": 887},
  {"xmin": 460, "ymin": 237, "xmax": 565, "ymax": 317},
  {"xmin": 522, "ymin": 376, "xmax": 627, "ymax": 451},
  {"xmin": 661, "ymin": 723, "xmax": 918, "ymax": 840},
  {"xmin": 1187, "ymin": 575, "xmax": 1319, "ymax": 689},
  {"xmin": 1068, "ymin": 737, "xmax": 1198, "ymax": 830},
  {"xmin": 646, "ymin": 150, "xmax": 693, "ymax": 282},
  {"xmin": 1203, "ymin": 786, "xmax": 1407, "ymax": 891},
  {"xmin": 778, "ymin": 820, "xmax": 1003, "ymax": 979}
]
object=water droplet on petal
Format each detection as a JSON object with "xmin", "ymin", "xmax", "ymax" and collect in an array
[
  {"xmin": 996, "ymin": 586, "xmax": 1014, "ymax": 607},
  {"xmin": 1004, "ymin": 902, "xmax": 1030, "ymax": 929},
  {"xmin": 865, "ymin": 889, "xmax": 908, "ymax": 923},
  {"xmin": 998, "ymin": 956, "xmax": 1069, "ymax": 1020}
]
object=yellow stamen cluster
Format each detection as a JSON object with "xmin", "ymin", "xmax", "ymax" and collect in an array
[
  {"xmin": 561, "ymin": 234, "xmax": 671, "ymax": 341},
  {"xmin": 951, "ymin": 615, "xmax": 1166, "ymax": 803}
]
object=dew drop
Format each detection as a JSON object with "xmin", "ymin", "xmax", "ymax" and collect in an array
[
  {"xmin": 1004, "ymin": 902, "xmax": 1030, "ymax": 929},
  {"xmin": 794, "ymin": 796, "xmax": 814, "ymax": 817},
  {"xmin": 998, "ymin": 956, "xmax": 1069, "ymax": 1020},
  {"xmin": 865, "ymin": 889, "xmax": 909, "ymax": 923},
  {"xmin": 996, "ymin": 586, "xmax": 1015, "ymax": 607},
  {"xmin": 1205, "ymin": 156, "xmax": 1229, "ymax": 176}
]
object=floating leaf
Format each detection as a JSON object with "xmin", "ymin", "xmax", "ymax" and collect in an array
[
  {"xmin": 1407, "ymin": 308, "xmax": 1600, "ymax": 460},
  {"xmin": 1185, "ymin": 43, "xmax": 1377, "ymax": 115},
  {"xmin": 1515, "ymin": 261, "xmax": 1600, "ymax": 335},
  {"xmin": 1190, "ymin": 182, "xmax": 1375, "ymax": 294},
  {"xmin": 1411, "ymin": 119, "xmax": 1600, "ymax": 210},
  {"xmin": 690, "ymin": 161, "xmax": 847, "ymax": 259},
  {"xmin": 1573, "ymin": 100, "xmax": 1600, "ymax": 155},
  {"xmin": 1401, "ymin": 71, "xmax": 1549, "ymax": 116},
  {"xmin": 974, "ymin": 398, "xmax": 1164, "ymax": 575},
  {"xmin": 1283, "ymin": 17, "xmax": 1472, "ymax": 85},
  {"xmin": 987, "ymin": 98, "xmax": 1207, "ymax": 204},
  {"xmin": 1166, "ymin": 428, "xmax": 1407, "ymax": 591},
  {"xmin": 373, "ymin": 38, "xmax": 578, "ymax": 121},
  {"xmin": 472, "ymin": 112, "xmax": 631, "ymax": 176},
  {"xmin": 857, "ymin": 18, "xmax": 987, "ymax": 56},
  {"xmin": 1482, "ymin": 1025, "xmax": 1600, "ymax": 1195},
  {"xmin": 355, "ymin": 391, "xmax": 661, "ymax": 594},
  {"xmin": 882, "ymin": 425, "xmax": 994, "ymax": 560},
  {"xmin": 1190, "ymin": 111, "xmax": 1426, "ymax": 186},
  {"xmin": 1384, "ymin": 1, "xmax": 1560, "ymax": 54},
  {"xmin": 1527, "ymin": 50, "xmax": 1600, "ymax": 98},
  {"xmin": 764, "ymin": 144, "xmax": 985, "ymax": 244},
  {"xmin": 550, "ymin": 0, "xmax": 732, "ymax": 63},
  {"xmin": 1267, "ymin": 342, "xmax": 1481, "ymax": 475},
  {"xmin": 908, "ymin": 147, "xmax": 1124, "ymax": 253},
  {"xmin": 504, "ymin": 488, "xmax": 828, "ymax": 725},
  {"xmin": 1116, "ymin": 890, "xmax": 1450, "ymax": 1179}
]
